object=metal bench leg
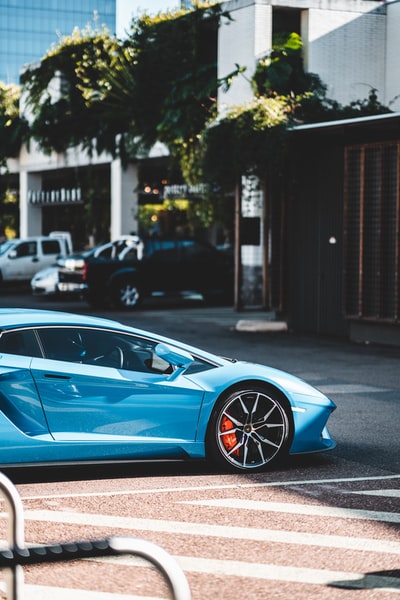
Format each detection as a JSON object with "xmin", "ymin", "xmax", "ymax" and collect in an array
[
  {"xmin": 0, "ymin": 472, "xmax": 25, "ymax": 600},
  {"xmin": 109, "ymin": 536, "xmax": 191, "ymax": 600},
  {"xmin": 0, "ymin": 472, "xmax": 191, "ymax": 600}
]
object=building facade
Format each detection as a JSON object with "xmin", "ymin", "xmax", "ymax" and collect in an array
[
  {"xmin": 0, "ymin": 0, "xmax": 116, "ymax": 84},
  {"xmin": 3, "ymin": 0, "xmax": 400, "ymax": 342}
]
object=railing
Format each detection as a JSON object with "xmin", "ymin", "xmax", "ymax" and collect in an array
[{"xmin": 0, "ymin": 471, "xmax": 191, "ymax": 600}]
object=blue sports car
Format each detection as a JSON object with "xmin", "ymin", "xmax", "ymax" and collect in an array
[{"xmin": 0, "ymin": 308, "xmax": 336, "ymax": 473}]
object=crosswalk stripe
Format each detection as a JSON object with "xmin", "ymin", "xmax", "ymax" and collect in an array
[
  {"xmin": 182, "ymin": 498, "xmax": 400, "ymax": 523},
  {"xmin": 14, "ymin": 473, "xmax": 400, "ymax": 502},
  {"xmin": 6, "ymin": 510, "xmax": 399, "ymax": 555},
  {"xmin": 94, "ymin": 554, "xmax": 400, "ymax": 592},
  {"xmin": 318, "ymin": 383, "xmax": 388, "ymax": 394},
  {"xmin": 350, "ymin": 489, "xmax": 400, "ymax": 498},
  {"xmin": 1, "ymin": 557, "xmax": 399, "ymax": 596},
  {"xmin": 0, "ymin": 582, "xmax": 162, "ymax": 600}
]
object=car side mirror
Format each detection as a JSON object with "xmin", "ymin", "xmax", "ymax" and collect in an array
[{"xmin": 155, "ymin": 343, "xmax": 193, "ymax": 380}]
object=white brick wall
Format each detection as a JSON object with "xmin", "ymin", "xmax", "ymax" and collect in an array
[
  {"xmin": 218, "ymin": 2, "xmax": 273, "ymax": 109},
  {"xmin": 386, "ymin": 1, "xmax": 400, "ymax": 110},
  {"xmin": 306, "ymin": 7, "xmax": 386, "ymax": 106},
  {"xmin": 220, "ymin": 0, "xmax": 392, "ymax": 109}
]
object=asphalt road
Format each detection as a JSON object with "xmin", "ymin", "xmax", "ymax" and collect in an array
[
  {"xmin": 0, "ymin": 288, "xmax": 399, "ymax": 599},
  {"xmin": 2, "ymin": 286, "xmax": 399, "ymax": 473}
]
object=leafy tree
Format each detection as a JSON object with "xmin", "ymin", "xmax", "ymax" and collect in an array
[
  {"xmin": 0, "ymin": 83, "xmax": 28, "ymax": 166},
  {"xmin": 194, "ymin": 31, "xmax": 391, "ymax": 190},
  {"xmin": 19, "ymin": 3, "xmax": 235, "ymax": 164},
  {"xmin": 198, "ymin": 96, "xmax": 292, "ymax": 189},
  {"xmin": 20, "ymin": 25, "xmax": 125, "ymax": 156},
  {"xmin": 100, "ymin": 3, "xmax": 237, "ymax": 162},
  {"xmin": 4, "ymin": 8, "xmax": 393, "ymax": 242},
  {"xmin": 0, "ymin": 83, "xmax": 27, "ymax": 237},
  {"xmin": 252, "ymin": 32, "xmax": 312, "ymax": 97}
]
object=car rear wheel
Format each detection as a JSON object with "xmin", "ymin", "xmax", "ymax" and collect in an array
[
  {"xmin": 111, "ymin": 278, "xmax": 142, "ymax": 309},
  {"xmin": 206, "ymin": 386, "xmax": 292, "ymax": 473}
]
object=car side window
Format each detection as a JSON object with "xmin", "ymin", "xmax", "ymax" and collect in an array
[
  {"xmin": 37, "ymin": 328, "xmax": 88, "ymax": 362},
  {"xmin": 42, "ymin": 240, "xmax": 61, "ymax": 255},
  {"xmin": 35, "ymin": 327, "xmax": 172, "ymax": 373},
  {"xmin": 79, "ymin": 329, "xmax": 172, "ymax": 373},
  {"xmin": 14, "ymin": 241, "xmax": 37, "ymax": 258},
  {"xmin": 0, "ymin": 329, "xmax": 42, "ymax": 357}
]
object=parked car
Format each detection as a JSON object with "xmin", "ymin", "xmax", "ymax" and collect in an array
[
  {"xmin": 0, "ymin": 308, "xmax": 336, "ymax": 472},
  {"xmin": 81, "ymin": 236, "xmax": 234, "ymax": 309},
  {"xmin": 0, "ymin": 233, "xmax": 71, "ymax": 284},
  {"xmin": 31, "ymin": 236, "xmax": 142, "ymax": 297},
  {"xmin": 31, "ymin": 246, "xmax": 105, "ymax": 297}
]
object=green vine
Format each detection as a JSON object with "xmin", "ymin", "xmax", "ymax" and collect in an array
[
  {"xmin": 0, "ymin": 83, "xmax": 29, "ymax": 166},
  {"xmin": 1, "ymin": 9, "xmax": 393, "ymax": 239}
]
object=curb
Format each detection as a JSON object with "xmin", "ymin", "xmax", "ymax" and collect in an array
[{"xmin": 235, "ymin": 320, "xmax": 288, "ymax": 332}]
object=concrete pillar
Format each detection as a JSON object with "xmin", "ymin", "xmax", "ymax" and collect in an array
[
  {"xmin": 110, "ymin": 159, "xmax": 139, "ymax": 239},
  {"xmin": 241, "ymin": 175, "xmax": 264, "ymax": 307},
  {"xmin": 19, "ymin": 171, "xmax": 42, "ymax": 237}
]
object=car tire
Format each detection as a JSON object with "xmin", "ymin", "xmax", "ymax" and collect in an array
[
  {"xmin": 111, "ymin": 278, "xmax": 142, "ymax": 309},
  {"xmin": 206, "ymin": 385, "xmax": 293, "ymax": 473}
]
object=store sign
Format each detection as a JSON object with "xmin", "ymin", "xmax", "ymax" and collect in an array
[
  {"xmin": 28, "ymin": 187, "xmax": 82, "ymax": 205},
  {"xmin": 163, "ymin": 183, "xmax": 208, "ymax": 199}
]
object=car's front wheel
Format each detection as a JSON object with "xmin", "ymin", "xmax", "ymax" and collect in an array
[
  {"xmin": 206, "ymin": 386, "xmax": 292, "ymax": 473},
  {"xmin": 111, "ymin": 278, "xmax": 142, "ymax": 309}
]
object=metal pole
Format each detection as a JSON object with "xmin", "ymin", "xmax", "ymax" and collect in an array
[
  {"xmin": 0, "ymin": 472, "xmax": 25, "ymax": 600},
  {"xmin": 110, "ymin": 537, "xmax": 191, "ymax": 600}
]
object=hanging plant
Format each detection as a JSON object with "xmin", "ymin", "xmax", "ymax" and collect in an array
[
  {"xmin": 20, "ymin": 26, "xmax": 125, "ymax": 156},
  {"xmin": 197, "ymin": 95, "xmax": 293, "ymax": 190},
  {"xmin": 0, "ymin": 83, "xmax": 29, "ymax": 165}
]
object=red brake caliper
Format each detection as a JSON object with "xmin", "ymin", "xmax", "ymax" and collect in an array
[{"xmin": 221, "ymin": 416, "xmax": 239, "ymax": 456}]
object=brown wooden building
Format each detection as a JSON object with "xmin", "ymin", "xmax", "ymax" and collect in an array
[{"xmin": 274, "ymin": 113, "xmax": 400, "ymax": 346}]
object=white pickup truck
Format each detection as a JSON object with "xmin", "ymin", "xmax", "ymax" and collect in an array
[{"xmin": 0, "ymin": 233, "xmax": 72, "ymax": 283}]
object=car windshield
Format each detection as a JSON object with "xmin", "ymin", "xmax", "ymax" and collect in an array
[{"xmin": 0, "ymin": 240, "xmax": 17, "ymax": 256}]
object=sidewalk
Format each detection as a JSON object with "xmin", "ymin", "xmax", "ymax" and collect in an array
[
  {"xmin": 235, "ymin": 312, "xmax": 288, "ymax": 332},
  {"xmin": 147, "ymin": 303, "xmax": 289, "ymax": 332}
]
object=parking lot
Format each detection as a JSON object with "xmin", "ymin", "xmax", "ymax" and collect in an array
[{"xmin": 0, "ymin": 288, "xmax": 399, "ymax": 598}]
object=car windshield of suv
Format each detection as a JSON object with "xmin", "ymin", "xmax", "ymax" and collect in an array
[{"xmin": 0, "ymin": 241, "xmax": 17, "ymax": 256}]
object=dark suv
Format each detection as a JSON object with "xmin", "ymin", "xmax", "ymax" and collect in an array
[{"xmin": 83, "ymin": 237, "xmax": 234, "ymax": 309}]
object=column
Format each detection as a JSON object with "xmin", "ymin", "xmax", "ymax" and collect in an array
[
  {"xmin": 110, "ymin": 159, "xmax": 139, "ymax": 240},
  {"xmin": 19, "ymin": 172, "xmax": 42, "ymax": 237},
  {"xmin": 241, "ymin": 175, "xmax": 264, "ymax": 307}
]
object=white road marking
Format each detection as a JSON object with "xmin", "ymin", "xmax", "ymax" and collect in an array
[
  {"xmin": 0, "ymin": 581, "xmax": 162, "ymax": 599},
  {"xmin": 95, "ymin": 554, "xmax": 400, "ymax": 592},
  {"xmin": 4, "ymin": 510, "xmax": 399, "ymax": 555},
  {"xmin": 182, "ymin": 498, "xmax": 400, "ymax": 523},
  {"xmin": 10, "ymin": 474, "xmax": 400, "ymax": 502},
  {"xmin": 317, "ymin": 384, "xmax": 388, "ymax": 394},
  {"xmin": 1, "ymin": 558, "xmax": 399, "ymax": 596},
  {"xmin": 349, "ymin": 489, "xmax": 400, "ymax": 498}
]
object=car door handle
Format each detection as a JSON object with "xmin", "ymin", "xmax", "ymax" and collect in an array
[
  {"xmin": 32, "ymin": 257, "xmax": 39, "ymax": 262},
  {"xmin": 44, "ymin": 373, "xmax": 71, "ymax": 379}
]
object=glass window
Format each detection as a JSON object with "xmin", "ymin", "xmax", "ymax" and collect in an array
[
  {"xmin": 0, "ymin": 1, "xmax": 116, "ymax": 83},
  {"xmin": 34, "ymin": 326, "xmax": 214, "ymax": 374},
  {"xmin": 36, "ymin": 327, "xmax": 172, "ymax": 373},
  {"xmin": 0, "ymin": 329, "xmax": 42, "ymax": 357},
  {"xmin": 42, "ymin": 240, "xmax": 61, "ymax": 255},
  {"xmin": 14, "ymin": 241, "xmax": 37, "ymax": 258}
]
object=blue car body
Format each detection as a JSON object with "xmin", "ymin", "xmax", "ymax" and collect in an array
[{"xmin": 0, "ymin": 308, "xmax": 336, "ymax": 471}]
